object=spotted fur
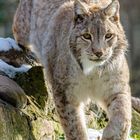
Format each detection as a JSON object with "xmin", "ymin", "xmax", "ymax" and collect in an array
[{"xmin": 13, "ymin": 0, "xmax": 132, "ymax": 140}]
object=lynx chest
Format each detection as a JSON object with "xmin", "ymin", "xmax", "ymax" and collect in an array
[{"xmin": 68, "ymin": 70, "xmax": 111, "ymax": 103}]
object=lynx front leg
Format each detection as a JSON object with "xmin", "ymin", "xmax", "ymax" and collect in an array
[
  {"xmin": 102, "ymin": 93, "xmax": 131, "ymax": 140},
  {"xmin": 53, "ymin": 93, "xmax": 88, "ymax": 140}
]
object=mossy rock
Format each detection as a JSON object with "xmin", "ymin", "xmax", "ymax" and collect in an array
[
  {"xmin": 13, "ymin": 66, "xmax": 62, "ymax": 139},
  {"xmin": 0, "ymin": 99, "xmax": 35, "ymax": 140},
  {"xmin": 131, "ymin": 109, "xmax": 140, "ymax": 137},
  {"xmin": 14, "ymin": 66, "xmax": 48, "ymax": 110}
]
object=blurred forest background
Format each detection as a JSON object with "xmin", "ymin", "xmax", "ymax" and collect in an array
[{"xmin": 0, "ymin": 0, "xmax": 140, "ymax": 97}]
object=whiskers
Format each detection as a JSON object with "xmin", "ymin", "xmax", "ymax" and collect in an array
[{"xmin": 103, "ymin": 47, "xmax": 125, "ymax": 71}]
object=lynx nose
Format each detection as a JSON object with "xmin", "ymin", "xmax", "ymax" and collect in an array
[
  {"xmin": 95, "ymin": 51, "xmax": 103, "ymax": 58},
  {"xmin": 92, "ymin": 48, "xmax": 103, "ymax": 58}
]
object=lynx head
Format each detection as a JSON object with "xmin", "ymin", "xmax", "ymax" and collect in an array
[{"xmin": 70, "ymin": 0, "xmax": 127, "ymax": 74}]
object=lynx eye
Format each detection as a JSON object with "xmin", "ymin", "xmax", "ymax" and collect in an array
[
  {"xmin": 82, "ymin": 33, "xmax": 92, "ymax": 40},
  {"xmin": 105, "ymin": 33, "xmax": 113, "ymax": 40}
]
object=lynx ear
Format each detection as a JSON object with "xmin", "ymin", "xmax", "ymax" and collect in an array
[
  {"xmin": 104, "ymin": 0, "xmax": 120, "ymax": 21},
  {"xmin": 74, "ymin": 0, "xmax": 89, "ymax": 24}
]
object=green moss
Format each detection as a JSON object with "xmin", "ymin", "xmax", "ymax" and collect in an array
[
  {"xmin": 131, "ymin": 134, "xmax": 140, "ymax": 140},
  {"xmin": 14, "ymin": 66, "xmax": 48, "ymax": 110},
  {"xmin": 0, "ymin": 100, "xmax": 35, "ymax": 140},
  {"xmin": 13, "ymin": 66, "xmax": 63, "ymax": 139},
  {"xmin": 131, "ymin": 110, "xmax": 140, "ymax": 137}
]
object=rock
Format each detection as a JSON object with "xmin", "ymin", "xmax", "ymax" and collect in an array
[
  {"xmin": 0, "ymin": 99, "xmax": 34, "ymax": 140},
  {"xmin": 0, "ymin": 75, "xmax": 27, "ymax": 108}
]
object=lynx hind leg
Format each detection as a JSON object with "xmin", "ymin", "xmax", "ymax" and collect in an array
[
  {"xmin": 12, "ymin": 0, "xmax": 32, "ymax": 47},
  {"xmin": 102, "ymin": 93, "xmax": 131, "ymax": 140},
  {"xmin": 53, "ymin": 92, "xmax": 88, "ymax": 140}
]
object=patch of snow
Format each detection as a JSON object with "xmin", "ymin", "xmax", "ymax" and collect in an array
[
  {"xmin": 0, "ymin": 37, "xmax": 21, "ymax": 52},
  {"xmin": 88, "ymin": 129, "xmax": 135, "ymax": 140},
  {"xmin": 0, "ymin": 59, "xmax": 31, "ymax": 78},
  {"xmin": 88, "ymin": 129, "xmax": 102, "ymax": 140}
]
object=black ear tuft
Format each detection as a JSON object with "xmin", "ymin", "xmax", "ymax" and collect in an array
[{"xmin": 74, "ymin": 0, "xmax": 89, "ymax": 24}]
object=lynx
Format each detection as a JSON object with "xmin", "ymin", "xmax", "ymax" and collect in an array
[{"xmin": 13, "ymin": 0, "xmax": 140, "ymax": 139}]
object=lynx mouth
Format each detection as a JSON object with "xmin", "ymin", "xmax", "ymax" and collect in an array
[{"xmin": 89, "ymin": 58, "xmax": 105, "ymax": 62}]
